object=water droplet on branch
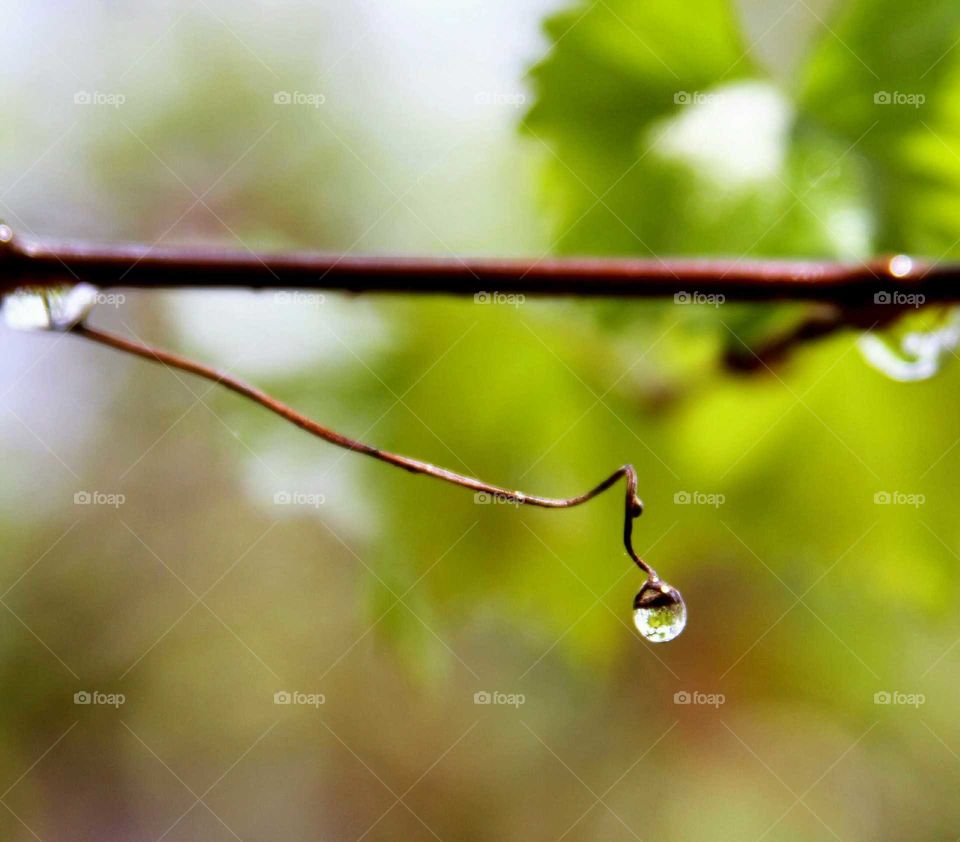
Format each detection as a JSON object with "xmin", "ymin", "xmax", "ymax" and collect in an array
[
  {"xmin": 632, "ymin": 578, "xmax": 686, "ymax": 643},
  {"xmin": 2, "ymin": 285, "xmax": 99, "ymax": 331},
  {"xmin": 858, "ymin": 308, "xmax": 960, "ymax": 382}
]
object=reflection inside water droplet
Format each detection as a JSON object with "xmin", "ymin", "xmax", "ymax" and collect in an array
[
  {"xmin": 2, "ymin": 285, "xmax": 99, "ymax": 331},
  {"xmin": 633, "ymin": 578, "xmax": 686, "ymax": 643}
]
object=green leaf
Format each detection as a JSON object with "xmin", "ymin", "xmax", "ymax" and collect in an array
[
  {"xmin": 524, "ymin": 0, "xmax": 763, "ymax": 256},
  {"xmin": 798, "ymin": 0, "xmax": 960, "ymax": 254},
  {"xmin": 522, "ymin": 0, "xmax": 871, "ymax": 266}
]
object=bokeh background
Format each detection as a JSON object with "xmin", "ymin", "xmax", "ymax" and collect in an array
[{"xmin": 2, "ymin": 0, "xmax": 960, "ymax": 839}]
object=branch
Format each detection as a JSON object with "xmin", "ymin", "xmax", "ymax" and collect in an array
[
  {"xmin": 69, "ymin": 323, "xmax": 654, "ymax": 578},
  {"xmin": 0, "ymin": 225, "xmax": 951, "ymax": 304}
]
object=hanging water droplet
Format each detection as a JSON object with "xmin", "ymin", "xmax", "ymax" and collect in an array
[
  {"xmin": 858, "ymin": 308, "xmax": 960, "ymax": 382},
  {"xmin": 2, "ymin": 285, "xmax": 99, "ymax": 332},
  {"xmin": 632, "ymin": 578, "xmax": 686, "ymax": 643}
]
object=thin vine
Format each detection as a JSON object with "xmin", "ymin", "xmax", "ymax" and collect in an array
[{"xmin": 65, "ymin": 318, "xmax": 687, "ymax": 642}]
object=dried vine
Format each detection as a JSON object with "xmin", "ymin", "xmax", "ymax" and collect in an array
[{"xmin": 70, "ymin": 323, "xmax": 655, "ymax": 574}]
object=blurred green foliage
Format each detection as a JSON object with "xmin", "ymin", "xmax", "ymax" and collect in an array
[{"xmin": 527, "ymin": 0, "xmax": 960, "ymax": 257}]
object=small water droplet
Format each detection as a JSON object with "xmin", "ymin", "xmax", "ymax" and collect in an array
[
  {"xmin": 632, "ymin": 578, "xmax": 686, "ymax": 643},
  {"xmin": 889, "ymin": 254, "xmax": 913, "ymax": 278},
  {"xmin": 2, "ymin": 285, "xmax": 99, "ymax": 332}
]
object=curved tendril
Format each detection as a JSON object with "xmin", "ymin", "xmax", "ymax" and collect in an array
[
  {"xmin": 69, "ymin": 322, "xmax": 654, "ymax": 577},
  {"xmin": 620, "ymin": 465, "xmax": 655, "ymax": 579}
]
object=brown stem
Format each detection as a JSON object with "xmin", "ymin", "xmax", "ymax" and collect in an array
[
  {"xmin": 69, "ymin": 323, "xmax": 655, "ymax": 577},
  {"xmin": 723, "ymin": 303, "xmax": 914, "ymax": 372},
  {"xmin": 0, "ymin": 227, "xmax": 950, "ymax": 304}
]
